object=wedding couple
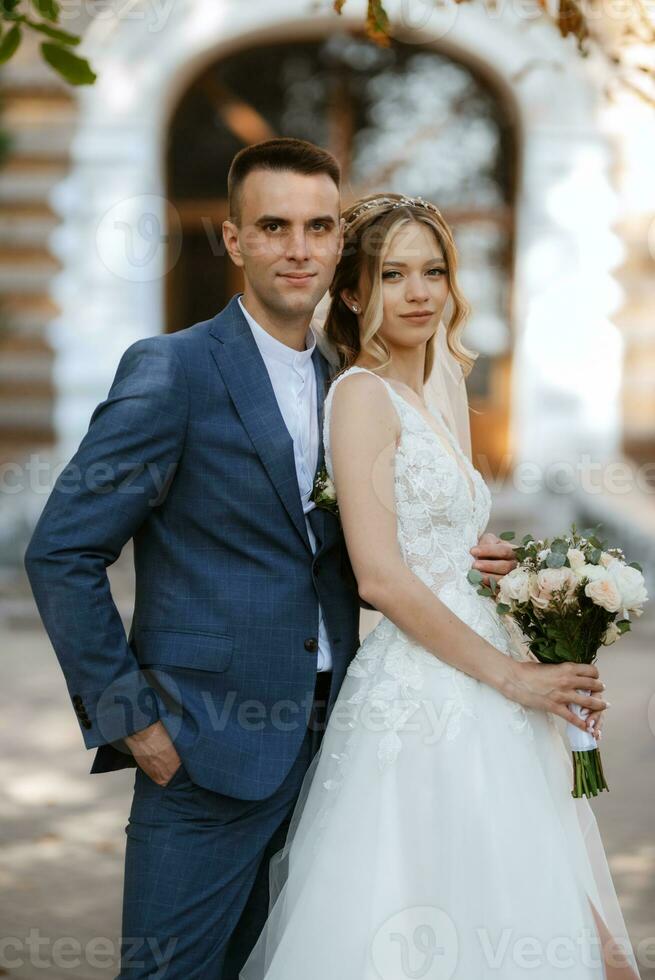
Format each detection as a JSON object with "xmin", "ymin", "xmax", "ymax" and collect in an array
[{"xmin": 24, "ymin": 137, "xmax": 639, "ymax": 979}]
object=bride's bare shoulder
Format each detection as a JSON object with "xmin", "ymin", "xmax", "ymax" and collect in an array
[{"xmin": 328, "ymin": 368, "xmax": 400, "ymax": 440}]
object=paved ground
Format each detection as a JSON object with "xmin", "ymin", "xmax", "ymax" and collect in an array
[{"xmin": 1, "ymin": 577, "xmax": 654, "ymax": 978}]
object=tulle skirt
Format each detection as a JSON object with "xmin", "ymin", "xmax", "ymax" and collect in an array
[{"xmin": 240, "ymin": 620, "xmax": 640, "ymax": 979}]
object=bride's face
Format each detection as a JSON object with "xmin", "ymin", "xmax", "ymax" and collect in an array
[{"xmin": 370, "ymin": 221, "xmax": 449, "ymax": 351}]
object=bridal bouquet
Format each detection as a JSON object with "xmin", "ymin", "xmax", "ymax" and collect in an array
[{"xmin": 468, "ymin": 524, "xmax": 648, "ymax": 798}]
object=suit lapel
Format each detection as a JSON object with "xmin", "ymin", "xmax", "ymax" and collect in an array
[
  {"xmin": 209, "ymin": 296, "xmax": 313, "ymax": 554},
  {"xmin": 311, "ymin": 343, "xmax": 329, "ymax": 480},
  {"xmin": 307, "ymin": 344, "xmax": 337, "ymax": 554}
]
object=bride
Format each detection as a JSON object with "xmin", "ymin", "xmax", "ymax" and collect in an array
[{"xmin": 239, "ymin": 194, "xmax": 641, "ymax": 979}]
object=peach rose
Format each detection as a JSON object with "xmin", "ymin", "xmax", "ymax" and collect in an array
[
  {"xmin": 584, "ymin": 576, "xmax": 623, "ymax": 613},
  {"xmin": 530, "ymin": 567, "xmax": 579, "ymax": 611}
]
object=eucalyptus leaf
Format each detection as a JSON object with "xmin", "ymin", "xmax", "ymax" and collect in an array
[
  {"xmin": 546, "ymin": 552, "xmax": 566, "ymax": 568},
  {"xmin": 499, "ymin": 531, "xmax": 515, "ymax": 541},
  {"xmin": 467, "ymin": 569, "xmax": 484, "ymax": 585}
]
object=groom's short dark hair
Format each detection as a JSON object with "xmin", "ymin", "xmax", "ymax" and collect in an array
[{"xmin": 227, "ymin": 138, "xmax": 341, "ymax": 224}]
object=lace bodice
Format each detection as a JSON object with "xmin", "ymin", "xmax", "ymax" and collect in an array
[
  {"xmin": 322, "ymin": 366, "xmax": 532, "ymax": 768},
  {"xmin": 326, "ymin": 363, "xmax": 528, "ymax": 644},
  {"xmin": 324, "ymin": 366, "xmax": 494, "ymax": 605}
]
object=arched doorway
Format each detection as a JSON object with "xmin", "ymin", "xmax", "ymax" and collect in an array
[
  {"xmin": 47, "ymin": 0, "xmax": 619, "ymax": 475},
  {"xmin": 165, "ymin": 33, "xmax": 518, "ymax": 473}
]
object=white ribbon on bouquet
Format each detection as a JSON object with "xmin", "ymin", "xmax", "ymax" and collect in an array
[{"xmin": 566, "ymin": 688, "xmax": 598, "ymax": 752}]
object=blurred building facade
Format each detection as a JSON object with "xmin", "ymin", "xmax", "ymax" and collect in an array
[{"xmin": 1, "ymin": 0, "xmax": 655, "ymax": 567}]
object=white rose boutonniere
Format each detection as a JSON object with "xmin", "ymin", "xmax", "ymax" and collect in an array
[{"xmin": 311, "ymin": 465, "xmax": 339, "ymax": 518}]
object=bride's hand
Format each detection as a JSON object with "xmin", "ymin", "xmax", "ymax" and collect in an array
[
  {"xmin": 504, "ymin": 660, "xmax": 608, "ymax": 732},
  {"xmin": 584, "ymin": 703, "xmax": 606, "ymax": 741},
  {"xmin": 470, "ymin": 532, "xmax": 517, "ymax": 588}
]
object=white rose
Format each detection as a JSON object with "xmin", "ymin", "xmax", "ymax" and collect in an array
[
  {"xmin": 585, "ymin": 577, "xmax": 623, "ymax": 613},
  {"xmin": 567, "ymin": 548, "xmax": 586, "ymax": 573},
  {"xmin": 498, "ymin": 567, "xmax": 532, "ymax": 605},
  {"xmin": 530, "ymin": 567, "xmax": 579, "ymax": 610},
  {"xmin": 323, "ymin": 477, "xmax": 336, "ymax": 500},
  {"xmin": 600, "ymin": 551, "xmax": 620, "ymax": 569},
  {"xmin": 578, "ymin": 563, "xmax": 607, "ymax": 583},
  {"xmin": 601, "ymin": 621, "xmax": 621, "ymax": 646},
  {"xmin": 607, "ymin": 563, "xmax": 648, "ymax": 612}
]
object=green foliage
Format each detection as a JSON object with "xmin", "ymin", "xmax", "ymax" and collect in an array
[
  {"xmin": 28, "ymin": 20, "xmax": 80, "ymax": 44},
  {"xmin": 0, "ymin": 23, "xmax": 21, "ymax": 62},
  {"xmin": 41, "ymin": 41, "xmax": 95, "ymax": 84},
  {"xmin": 31, "ymin": 0, "xmax": 58, "ymax": 19},
  {"xmin": 0, "ymin": 0, "xmax": 95, "ymax": 83}
]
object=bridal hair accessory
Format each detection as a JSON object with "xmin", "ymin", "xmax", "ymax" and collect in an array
[{"xmin": 345, "ymin": 195, "xmax": 444, "ymax": 231}]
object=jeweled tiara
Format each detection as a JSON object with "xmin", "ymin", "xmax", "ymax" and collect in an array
[{"xmin": 344, "ymin": 195, "xmax": 443, "ymax": 230}]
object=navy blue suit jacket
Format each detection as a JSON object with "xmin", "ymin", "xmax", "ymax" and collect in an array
[{"xmin": 24, "ymin": 295, "xmax": 361, "ymax": 800}]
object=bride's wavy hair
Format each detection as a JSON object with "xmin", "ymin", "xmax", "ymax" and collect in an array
[{"xmin": 325, "ymin": 193, "xmax": 476, "ymax": 381}]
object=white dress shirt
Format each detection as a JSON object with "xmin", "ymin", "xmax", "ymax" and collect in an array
[{"xmin": 238, "ymin": 296, "xmax": 332, "ymax": 673}]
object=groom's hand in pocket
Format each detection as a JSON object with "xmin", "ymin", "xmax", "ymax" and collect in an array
[
  {"xmin": 470, "ymin": 532, "xmax": 517, "ymax": 587},
  {"xmin": 124, "ymin": 720, "xmax": 182, "ymax": 786}
]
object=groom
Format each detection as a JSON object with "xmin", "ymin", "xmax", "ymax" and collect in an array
[{"xmin": 24, "ymin": 137, "xmax": 516, "ymax": 978}]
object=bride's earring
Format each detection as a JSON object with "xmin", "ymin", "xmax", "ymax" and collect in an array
[{"xmin": 351, "ymin": 305, "xmax": 360, "ymax": 314}]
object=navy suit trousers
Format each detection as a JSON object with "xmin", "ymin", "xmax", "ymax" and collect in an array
[{"xmin": 117, "ymin": 669, "xmax": 332, "ymax": 979}]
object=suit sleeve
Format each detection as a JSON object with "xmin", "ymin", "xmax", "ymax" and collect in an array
[{"xmin": 24, "ymin": 337, "xmax": 189, "ymax": 749}]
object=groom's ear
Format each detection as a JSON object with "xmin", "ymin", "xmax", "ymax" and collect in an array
[{"xmin": 223, "ymin": 219, "xmax": 244, "ymax": 268}]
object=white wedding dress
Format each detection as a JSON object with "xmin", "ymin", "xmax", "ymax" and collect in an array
[{"xmin": 240, "ymin": 366, "xmax": 640, "ymax": 980}]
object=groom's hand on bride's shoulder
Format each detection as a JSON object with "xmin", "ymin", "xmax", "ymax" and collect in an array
[
  {"xmin": 470, "ymin": 532, "xmax": 518, "ymax": 586},
  {"xmin": 123, "ymin": 720, "xmax": 182, "ymax": 786}
]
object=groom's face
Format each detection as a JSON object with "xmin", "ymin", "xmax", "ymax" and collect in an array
[{"xmin": 223, "ymin": 169, "xmax": 343, "ymax": 321}]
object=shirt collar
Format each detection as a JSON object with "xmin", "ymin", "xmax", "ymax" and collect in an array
[{"xmin": 238, "ymin": 295, "xmax": 316, "ymax": 367}]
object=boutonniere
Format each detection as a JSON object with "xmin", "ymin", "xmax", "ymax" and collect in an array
[{"xmin": 311, "ymin": 464, "xmax": 339, "ymax": 517}]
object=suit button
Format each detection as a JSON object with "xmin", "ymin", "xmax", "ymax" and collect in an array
[
  {"xmin": 304, "ymin": 638, "xmax": 318, "ymax": 653},
  {"xmin": 314, "ymin": 562, "xmax": 321, "ymax": 575}
]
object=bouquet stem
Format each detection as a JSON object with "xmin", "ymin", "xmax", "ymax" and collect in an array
[
  {"xmin": 571, "ymin": 748, "xmax": 609, "ymax": 798},
  {"xmin": 567, "ymin": 689, "xmax": 609, "ymax": 798}
]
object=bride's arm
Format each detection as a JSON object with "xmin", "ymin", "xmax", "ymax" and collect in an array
[{"xmin": 330, "ymin": 374, "xmax": 607, "ymax": 734}]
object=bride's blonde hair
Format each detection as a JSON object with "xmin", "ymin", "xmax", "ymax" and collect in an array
[{"xmin": 325, "ymin": 193, "xmax": 476, "ymax": 381}]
